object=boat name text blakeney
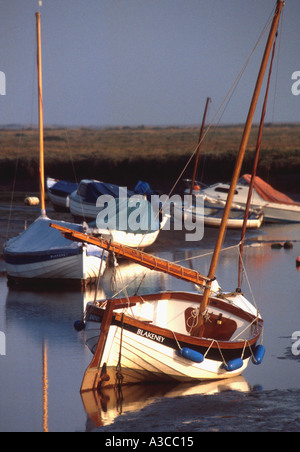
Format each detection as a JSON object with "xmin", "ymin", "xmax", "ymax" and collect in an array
[{"xmin": 137, "ymin": 328, "xmax": 166, "ymax": 344}]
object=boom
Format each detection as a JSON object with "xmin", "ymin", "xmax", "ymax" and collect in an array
[{"xmin": 50, "ymin": 223, "xmax": 212, "ymax": 287}]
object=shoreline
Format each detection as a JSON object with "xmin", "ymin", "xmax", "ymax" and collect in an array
[{"xmin": 0, "ymin": 124, "xmax": 299, "ymax": 194}]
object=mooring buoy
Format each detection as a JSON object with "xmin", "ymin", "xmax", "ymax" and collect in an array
[{"xmin": 24, "ymin": 196, "xmax": 40, "ymax": 206}]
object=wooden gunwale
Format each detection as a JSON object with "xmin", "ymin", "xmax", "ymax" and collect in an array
[{"xmin": 92, "ymin": 291, "xmax": 260, "ymax": 325}]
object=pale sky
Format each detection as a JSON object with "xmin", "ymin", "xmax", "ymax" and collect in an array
[{"xmin": 0, "ymin": 0, "xmax": 299, "ymax": 127}]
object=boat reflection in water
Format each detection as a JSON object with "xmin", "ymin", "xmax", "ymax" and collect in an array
[{"xmin": 82, "ymin": 376, "xmax": 250, "ymax": 431}]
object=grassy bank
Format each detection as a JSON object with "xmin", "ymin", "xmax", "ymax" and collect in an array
[{"xmin": 0, "ymin": 124, "xmax": 299, "ymax": 193}]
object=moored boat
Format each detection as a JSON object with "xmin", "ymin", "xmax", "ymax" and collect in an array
[
  {"xmin": 3, "ymin": 13, "xmax": 107, "ymax": 287},
  {"xmin": 174, "ymin": 197, "xmax": 263, "ymax": 230},
  {"xmin": 201, "ymin": 175, "xmax": 300, "ymax": 224},
  {"xmin": 83, "ymin": 290, "xmax": 263, "ymax": 386},
  {"xmin": 4, "ymin": 216, "xmax": 107, "ymax": 287},
  {"xmin": 46, "ymin": 177, "xmax": 78, "ymax": 212},
  {"xmin": 51, "ymin": 0, "xmax": 284, "ymax": 391}
]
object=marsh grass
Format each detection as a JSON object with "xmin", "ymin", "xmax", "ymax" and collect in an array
[{"xmin": 0, "ymin": 124, "xmax": 299, "ymax": 192}]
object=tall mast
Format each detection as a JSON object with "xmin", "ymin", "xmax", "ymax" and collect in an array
[
  {"xmin": 36, "ymin": 12, "xmax": 46, "ymax": 216},
  {"xmin": 195, "ymin": 0, "xmax": 284, "ymax": 335},
  {"xmin": 190, "ymin": 97, "xmax": 211, "ymax": 195},
  {"xmin": 238, "ymin": 33, "xmax": 278, "ymax": 289}
]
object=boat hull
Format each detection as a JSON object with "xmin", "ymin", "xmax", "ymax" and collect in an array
[
  {"xmin": 48, "ymin": 192, "xmax": 70, "ymax": 211},
  {"xmin": 3, "ymin": 216, "xmax": 108, "ymax": 286},
  {"xmin": 69, "ymin": 196, "xmax": 99, "ymax": 222},
  {"xmin": 47, "ymin": 178, "xmax": 77, "ymax": 212},
  {"xmin": 201, "ymin": 182, "xmax": 300, "ymax": 223},
  {"xmin": 84, "ymin": 291, "xmax": 263, "ymax": 387},
  {"xmin": 87, "ymin": 324, "xmax": 250, "ymax": 386},
  {"xmin": 4, "ymin": 248, "xmax": 107, "ymax": 287},
  {"xmin": 174, "ymin": 205, "xmax": 263, "ymax": 230},
  {"xmin": 92, "ymin": 228, "xmax": 161, "ymax": 249}
]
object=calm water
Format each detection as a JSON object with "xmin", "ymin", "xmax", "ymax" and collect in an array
[{"xmin": 0, "ymin": 218, "xmax": 299, "ymax": 432}]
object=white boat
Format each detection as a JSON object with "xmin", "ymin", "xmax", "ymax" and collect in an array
[
  {"xmin": 71, "ymin": 180, "xmax": 165, "ymax": 249},
  {"xmin": 88, "ymin": 226, "xmax": 164, "ymax": 250},
  {"xmin": 3, "ymin": 13, "xmax": 107, "ymax": 287},
  {"xmin": 69, "ymin": 179, "xmax": 126, "ymax": 222},
  {"xmin": 52, "ymin": 0, "xmax": 284, "ymax": 391},
  {"xmin": 46, "ymin": 177, "xmax": 78, "ymax": 212},
  {"xmin": 69, "ymin": 179, "xmax": 155, "ymax": 223},
  {"xmin": 87, "ymin": 195, "xmax": 167, "ymax": 249},
  {"xmin": 180, "ymin": 94, "xmax": 264, "ymax": 230},
  {"xmin": 84, "ymin": 290, "xmax": 263, "ymax": 386},
  {"xmin": 174, "ymin": 196, "xmax": 263, "ymax": 230},
  {"xmin": 3, "ymin": 216, "xmax": 107, "ymax": 286},
  {"xmin": 51, "ymin": 224, "xmax": 265, "ymax": 389},
  {"xmin": 201, "ymin": 174, "xmax": 300, "ymax": 223}
]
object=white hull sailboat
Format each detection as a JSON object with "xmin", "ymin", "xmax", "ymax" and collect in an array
[
  {"xmin": 52, "ymin": 0, "xmax": 284, "ymax": 390},
  {"xmin": 90, "ymin": 227, "xmax": 163, "ymax": 249},
  {"xmin": 83, "ymin": 291, "xmax": 263, "ymax": 385},
  {"xmin": 200, "ymin": 175, "xmax": 300, "ymax": 224},
  {"xmin": 174, "ymin": 199, "xmax": 263, "ymax": 230},
  {"xmin": 69, "ymin": 179, "xmax": 125, "ymax": 222},
  {"xmin": 51, "ymin": 225, "xmax": 265, "ymax": 389},
  {"xmin": 87, "ymin": 194, "xmax": 168, "ymax": 249},
  {"xmin": 180, "ymin": 95, "xmax": 264, "ymax": 230},
  {"xmin": 4, "ymin": 217, "xmax": 106, "ymax": 286},
  {"xmin": 3, "ymin": 13, "xmax": 107, "ymax": 287}
]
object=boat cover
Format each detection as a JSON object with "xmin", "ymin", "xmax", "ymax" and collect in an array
[
  {"xmin": 48, "ymin": 179, "xmax": 78, "ymax": 197},
  {"xmin": 242, "ymin": 174, "xmax": 300, "ymax": 206},
  {"xmin": 4, "ymin": 216, "xmax": 86, "ymax": 256},
  {"xmin": 80, "ymin": 180, "xmax": 153, "ymax": 204},
  {"xmin": 81, "ymin": 181, "xmax": 133, "ymax": 204}
]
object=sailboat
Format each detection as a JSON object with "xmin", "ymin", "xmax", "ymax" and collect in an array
[
  {"xmin": 176, "ymin": 97, "xmax": 264, "ymax": 230},
  {"xmin": 3, "ymin": 13, "xmax": 107, "ymax": 287},
  {"xmin": 201, "ymin": 174, "xmax": 300, "ymax": 223},
  {"xmin": 197, "ymin": 33, "xmax": 300, "ymax": 225},
  {"xmin": 70, "ymin": 179, "xmax": 167, "ymax": 249},
  {"xmin": 87, "ymin": 191, "xmax": 168, "ymax": 249},
  {"xmin": 51, "ymin": 0, "xmax": 283, "ymax": 390}
]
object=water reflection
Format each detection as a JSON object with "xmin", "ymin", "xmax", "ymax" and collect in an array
[
  {"xmin": 1, "ymin": 260, "xmax": 171, "ymax": 432},
  {"xmin": 101, "ymin": 259, "xmax": 169, "ymax": 298},
  {"xmin": 82, "ymin": 376, "xmax": 250, "ymax": 431},
  {"xmin": 5, "ymin": 286, "xmax": 100, "ymax": 337},
  {"xmin": 1, "ymin": 221, "xmax": 299, "ymax": 431}
]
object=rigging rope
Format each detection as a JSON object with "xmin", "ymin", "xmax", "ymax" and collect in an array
[{"xmin": 134, "ymin": 10, "xmax": 275, "ymax": 251}]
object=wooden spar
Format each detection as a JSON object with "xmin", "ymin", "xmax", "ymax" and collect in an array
[
  {"xmin": 80, "ymin": 300, "xmax": 115, "ymax": 392},
  {"xmin": 190, "ymin": 97, "xmax": 211, "ymax": 195},
  {"xmin": 238, "ymin": 33, "xmax": 278, "ymax": 288},
  {"xmin": 50, "ymin": 223, "xmax": 212, "ymax": 287},
  {"xmin": 36, "ymin": 12, "xmax": 46, "ymax": 216},
  {"xmin": 195, "ymin": 0, "xmax": 284, "ymax": 334}
]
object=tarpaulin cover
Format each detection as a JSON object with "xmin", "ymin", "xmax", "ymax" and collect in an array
[
  {"xmin": 83, "ymin": 181, "xmax": 134, "ymax": 204},
  {"xmin": 242, "ymin": 174, "xmax": 300, "ymax": 206},
  {"xmin": 47, "ymin": 179, "xmax": 78, "ymax": 197},
  {"xmin": 4, "ymin": 216, "xmax": 85, "ymax": 255}
]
